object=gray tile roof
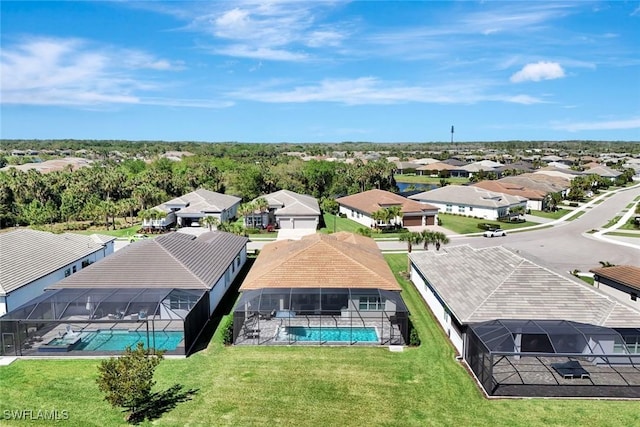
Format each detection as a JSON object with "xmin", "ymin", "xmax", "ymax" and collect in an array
[
  {"xmin": 49, "ymin": 231, "xmax": 248, "ymax": 290},
  {"xmin": 409, "ymin": 185, "xmax": 527, "ymax": 208},
  {"xmin": 159, "ymin": 189, "xmax": 241, "ymax": 214},
  {"xmin": 0, "ymin": 229, "xmax": 115, "ymax": 296},
  {"xmin": 410, "ymin": 245, "xmax": 640, "ymax": 327},
  {"xmin": 260, "ymin": 189, "xmax": 320, "ymax": 216}
]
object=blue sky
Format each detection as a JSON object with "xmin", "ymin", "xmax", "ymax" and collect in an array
[{"xmin": 1, "ymin": 1, "xmax": 639, "ymax": 143}]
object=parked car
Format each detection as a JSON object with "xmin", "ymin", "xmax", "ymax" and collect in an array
[
  {"xmin": 191, "ymin": 221, "xmax": 200, "ymax": 227},
  {"xmin": 129, "ymin": 233, "xmax": 149, "ymax": 243},
  {"xmin": 483, "ymin": 229, "xmax": 507, "ymax": 238}
]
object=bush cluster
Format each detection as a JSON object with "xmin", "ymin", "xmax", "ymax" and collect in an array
[{"xmin": 221, "ymin": 316, "xmax": 234, "ymax": 345}]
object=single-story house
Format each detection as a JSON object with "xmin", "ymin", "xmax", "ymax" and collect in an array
[
  {"xmin": 336, "ymin": 189, "xmax": 439, "ymax": 227},
  {"xmin": 590, "ymin": 265, "xmax": 640, "ymax": 309},
  {"xmin": 415, "ymin": 162, "xmax": 460, "ymax": 177},
  {"xmin": 582, "ymin": 165, "xmax": 623, "ymax": 181},
  {"xmin": 145, "ymin": 188, "xmax": 241, "ymax": 229},
  {"xmin": 394, "ymin": 161, "xmax": 421, "ymax": 174},
  {"xmin": 0, "ymin": 231, "xmax": 248, "ymax": 357},
  {"xmin": 233, "ymin": 232, "xmax": 409, "ymax": 345},
  {"xmin": 0, "ymin": 229, "xmax": 115, "ymax": 316},
  {"xmin": 499, "ymin": 173, "xmax": 571, "ymax": 198},
  {"xmin": 246, "ymin": 189, "xmax": 320, "ymax": 231},
  {"xmin": 409, "ymin": 245, "xmax": 640, "ymax": 398},
  {"xmin": 409, "ymin": 185, "xmax": 527, "ymax": 220},
  {"xmin": 471, "ymin": 180, "xmax": 547, "ymax": 211}
]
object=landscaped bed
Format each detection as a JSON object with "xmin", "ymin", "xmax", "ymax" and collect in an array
[{"xmin": 0, "ymin": 254, "xmax": 638, "ymax": 427}]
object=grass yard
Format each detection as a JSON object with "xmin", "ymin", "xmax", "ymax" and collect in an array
[
  {"xmin": 438, "ymin": 213, "xmax": 536, "ymax": 235},
  {"xmin": 70, "ymin": 224, "xmax": 141, "ymax": 238},
  {"xmin": 528, "ymin": 209, "xmax": 570, "ymax": 220},
  {"xmin": 1, "ymin": 255, "xmax": 639, "ymax": 426},
  {"xmin": 395, "ymin": 174, "xmax": 469, "ymax": 185},
  {"xmin": 605, "ymin": 231, "xmax": 640, "ymax": 238},
  {"xmin": 319, "ymin": 213, "xmax": 364, "ymax": 234}
]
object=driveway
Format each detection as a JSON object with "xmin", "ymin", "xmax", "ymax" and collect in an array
[{"xmin": 276, "ymin": 228, "xmax": 317, "ymax": 240}]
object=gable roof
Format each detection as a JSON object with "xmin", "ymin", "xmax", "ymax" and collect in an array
[
  {"xmin": 49, "ymin": 231, "xmax": 248, "ymax": 290},
  {"xmin": 160, "ymin": 189, "xmax": 241, "ymax": 214},
  {"xmin": 409, "ymin": 185, "xmax": 527, "ymax": 208},
  {"xmin": 259, "ymin": 189, "xmax": 320, "ymax": 216},
  {"xmin": 590, "ymin": 265, "xmax": 640, "ymax": 292},
  {"xmin": 416, "ymin": 162, "xmax": 458, "ymax": 171},
  {"xmin": 240, "ymin": 232, "xmax": 400, "ymax": 291},
  {"xmin": 336, "ymin": 189, "xmax": 437, "ymax": 215},
  {"xmin": 498, "ymin": 173, "xmax": 570, "ymax": 193},
  {"xmin": 410, "ymin": 245, "xmax": 640, "ymax": 327},
  {"xmin": 0, "ymin": 229, "xmax": 115, "ymax": 296}
]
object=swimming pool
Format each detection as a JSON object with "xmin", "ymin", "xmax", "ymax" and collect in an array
[
  {"xmin": 72, "ymin": 330, "xmax": 184, "ymax": 351},
  {"xmin": 277, "ymin": 326, "xmax": 379, "ymax": 343}
]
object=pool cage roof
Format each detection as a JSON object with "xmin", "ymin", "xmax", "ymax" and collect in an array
[
  {"xmin": 235, "ymin": 288, "xmax": 408, "ymax": 313},
  {"xmin": 2, "ymin": 287, "xmax": 206, "ymax": 321},
  {"xmin": 470, "ymin": 319, "xmax": 640, "ymax": 356}
]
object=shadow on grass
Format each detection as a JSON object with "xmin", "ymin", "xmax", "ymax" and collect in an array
[{"xmin": 128, "ymin": 384, "xmax": 199, "ymax": 424}]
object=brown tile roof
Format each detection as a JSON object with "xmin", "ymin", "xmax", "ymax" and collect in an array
[
  {"xmin": 471, "ymin": 180, "xmax": 546, "ymax": 200},
  {"xmin": 239, "ymin": 232, "xmax": 400, "ymax": 291},
  {"xmin": 415, "ymin": 162, "xmax": 458, "ymax": 171},
  {"xmin": 590, "ymin": 265, "xmax": 640, "ymax": 292},
  {"xmin": 336, "ymin": 189, "xmax": 437, "ymax": 215}
]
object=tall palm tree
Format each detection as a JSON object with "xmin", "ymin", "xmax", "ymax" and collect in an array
[
  {"xmin": 399, "ymin": 232, "xmax": 424, "ymax": 272},
  {"xmin": 387, "ymin": 206, "xmax": 403, "ymax": 228},
  {"xmin": 238, "ymin": 202, "xmax": 256, "ymax": 227}
]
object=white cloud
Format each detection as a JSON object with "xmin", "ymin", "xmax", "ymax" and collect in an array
[
  {"xmin": 0, "ymin": 37, "xmax": 212, "ymax": 108},
  {"xmin": 214, "ymin": 45, "xmax": 308, "ymax": 62},
  {"xmin": 510, "ymin": 61, "xmax": 565, "ymax": 83},
  {"xmin": 227, "ymin": 76, "xmax": 546, "ymax": 106},
  {"xmin": 553, "ymin": 117, "xmax": 640, "ymax": 132}
]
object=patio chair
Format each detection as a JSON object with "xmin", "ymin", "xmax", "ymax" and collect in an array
[{"xmin": 551, "ymin": 360, "xmax": 590, "ymax": 379}]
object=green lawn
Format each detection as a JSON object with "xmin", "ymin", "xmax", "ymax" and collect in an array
[
  {"xmin": 606, "ymin": 231, "xmax": 640, "ymax": 238},
  {"xmin": 1, "ymin": 255, "xmax": 639, "ymax": 426},
  {"xmin": 319, "ymin": 213, "xmax": 366, "ymax": 234},
  {"xmin": 70, "ymin": 224, "xmax": 141, "ymax": 238},
  {"xmin": 529, "ymin": 209, "xmax": 570, "ymax": 220},
  {"xmin": 438, "ymin": 213, "xmax": 536, "ymax": 234},
  {"xmin": 395, "ymin": 174, "xmax": 469, "ymax": 185},
  {"xmin": 602, "ymin": 216, "xmax": 621, "ymax": 228}
]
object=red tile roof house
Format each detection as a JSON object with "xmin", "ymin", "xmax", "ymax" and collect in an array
[
  {"xmin": 233, "ymin": 232, "xmax": 409, "ymax": 346},
  {"xmin": 336, "ymin": 189, "xmax": 439, "ymax": 228}
]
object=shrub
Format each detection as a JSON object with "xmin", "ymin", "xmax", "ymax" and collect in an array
[
  {"xmin": 97, "ymin": 343, "xmax": 164, "ymax": 423},
  {"xmin": 437, "ymin": 217, "xmax": 442, "ymax": 226},
  {"xmin": 408, "ymin": 317, "xmax": 421, "ymax": 346},
  {"xmin": 245, "ymin": 227, "xmax": 261, "ymax": 235},
  {"xmin": 569, "ymin": 202, "xmax": 579, "ymax": 207},
  {"xmin": 221, "ymin": 316, "xmax": 234, "ymax": 345}
]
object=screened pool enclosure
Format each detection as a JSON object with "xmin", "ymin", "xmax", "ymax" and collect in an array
[
  {"xmin": 0, "ymin": 287, "xmax": 209, "ymax": 357},
  {"xmin": 233, "ymin": 288, "xmax": 409, "ymax": 345},
  {"xmin": 466, "ymin": 319, "xmax": 640, "ymax": 398}
]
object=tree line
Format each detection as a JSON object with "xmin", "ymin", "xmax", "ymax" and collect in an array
[{"xmin": 0, "ymin": 154, "xmax": 397, "ymax": 229}]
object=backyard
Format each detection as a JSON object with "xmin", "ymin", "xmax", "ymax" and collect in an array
[{"xmin": 0, "ymin": 254, "xmax": 638, "ymax": 426}]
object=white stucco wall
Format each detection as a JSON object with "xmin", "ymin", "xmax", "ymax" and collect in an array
[
  {"xmin": 410, "ymin": 264, "xmax": 464, "ymax": 354},
  {"xmin": 208, "ymin": 247, "xmax": 247, "ymax": 315},
  {"xmin": 338, "ymin": 206, "xmax": 373, "ymax": 227},
  {"xmin": 1, "ymin": 247, "xmax": 112, "ymax": 317}
]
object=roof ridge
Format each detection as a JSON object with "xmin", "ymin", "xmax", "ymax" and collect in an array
[
  {"xmin": 465, "ymin": 249, "xmax": 524, "ymax": 321},
  {"xmin": 154, "ymin": 239, "xmax": 208, "ymax": 287}
]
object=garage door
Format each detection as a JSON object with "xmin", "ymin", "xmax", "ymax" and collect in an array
[
  {"xmin": 278, "ymin": 218, "xmax": 294, "ymax": 229},
  {"xmin": 293, "ymin": 218, "xmax": 317, "ymax": 230},
  {"xmin": 402, "ymin": 216, "xmax": 423, "ymax": 226},
  {"xmin": 425, "ymin": 215, "xmax": 435, "ymax": 226}
]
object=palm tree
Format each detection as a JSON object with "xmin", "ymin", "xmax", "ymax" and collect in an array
[
  {"xmin": 238, "ymin": 202, "xmax": 256, "ymax": 227},
  {"xmin": 202, "ymin": 215, "xmax": 220, "ymax": 231},
  {"xmin": 420, "ymin": 230, "xmax": 437, "ymax": 250},
  {"xmin": 386, "ymin": 206, "xmax": 402, "ymax": 228},
  {"xmin": 432, "ymin": 231, "xmax": 450, "ymax": 251},
  {"xmin": 399, "ymin": 231, "xmax": 424, "ymax": 272}
]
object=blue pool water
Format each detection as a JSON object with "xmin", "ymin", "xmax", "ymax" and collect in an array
[
  {"xmin": 280, "ymin": 327, "xmax": 379, "ymax": 343},
  {"xmin": 73, "ymin": 330, "xmax": 184, "ymax": 351}
]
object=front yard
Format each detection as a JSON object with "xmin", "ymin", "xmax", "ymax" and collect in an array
[
  {"xmin": 437, "ymin": 213, "xmax": 537, "ymax": 235},
  {"xmin": 0, "ymin": 255, "xmax": 638, "ymax": 426}
]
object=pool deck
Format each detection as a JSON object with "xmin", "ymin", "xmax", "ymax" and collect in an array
[{"xmin": 235, "ymin": 315, "xmax": 405, "ymax": 346}]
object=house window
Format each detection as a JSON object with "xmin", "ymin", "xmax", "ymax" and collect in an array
[
  {"xmin": 614, "ymin": 334, "xmax": 640, "ymax": 354},
  {"xmin": 169, "ymin": 295, "xmax": 198, "ymax": 311},
  {"xmin": 81, "ymin": 260, "xmax": 92, "ymax": 269},
  {"xmin": 469, "ymin": 207, "xmax": 473, "ymax": 212},
  {"xmin": 445, "ymin": 204, "xmax": 452, "ymax": 213},
  {"xmin": 64, "ymin": 268, "xmax": 71, "ymax": 277},
  {"xmin": 72, "ymin": 266, "xmax": 77, "ymax": 273},
  {"xmin": 631, "ymin": 293, "xmax": 638, "ymax": 302},
  {"xmin": 358, "ymin": 296, "xmax": 382, "ymax": 311},
  {"xmin": 236, "ymin": 255, "xmax": 241, "ymax": 268},
  {"xmin": 458, "ymin": 206, "xmax": 465, "ymax": 213}
]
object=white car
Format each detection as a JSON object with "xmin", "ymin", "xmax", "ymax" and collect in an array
[
  {"xmin": 483, "ymin": 228, "xmax": 507, "ymax": 237},
  {"xmin": 190, "ymin": 221, "xmax": 200, "ymax": 227}
]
